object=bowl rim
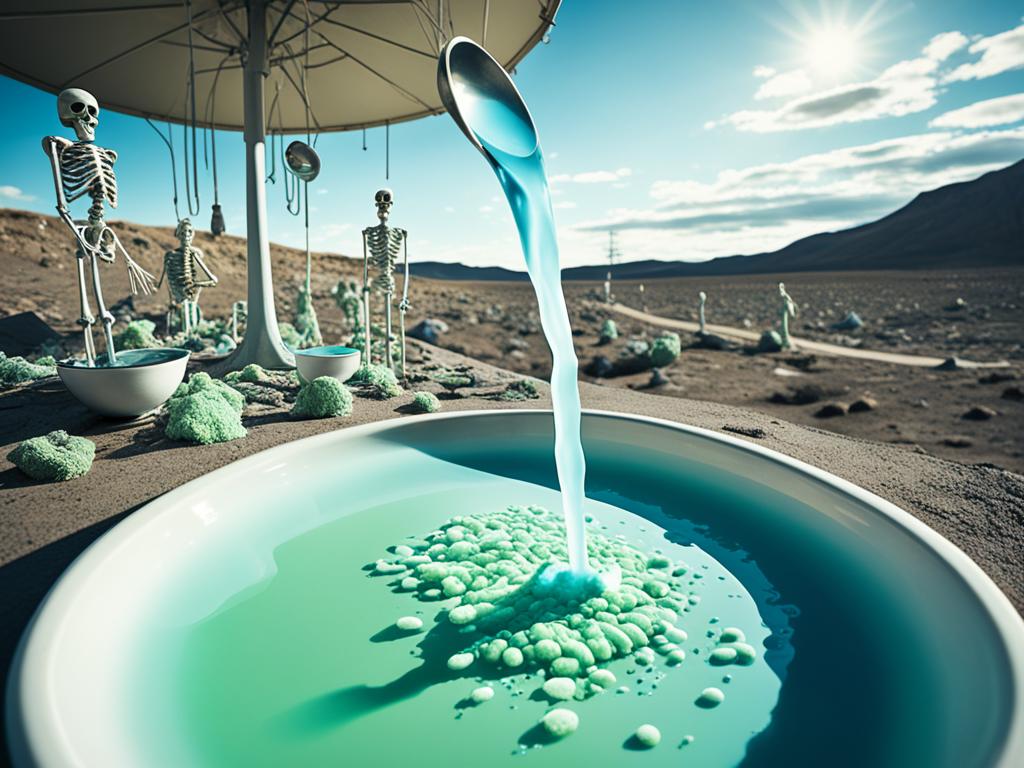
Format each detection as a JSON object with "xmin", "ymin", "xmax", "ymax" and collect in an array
[
  {"xmin": 6, "ymin": 408, "xmax": 1023, "ymax": 766},
  {"xmin": 56, "ymin": 347, "xmax": 191, "ymax": 370},
  {"xmin": 293, "ymin": 345, "xmax": 360, "ymax": 358}
]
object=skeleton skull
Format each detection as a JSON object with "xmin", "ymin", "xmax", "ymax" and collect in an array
[
  {"xmin": 175, "ymin": 218, "xmax": 195, "ymax": 247},
  {"xmin": 57, "ymin": 88, "xmax": 99, "ymax": 142},
  {"xmin": 374, "ymin": 188, "xmax": 393, "ymax": 221}
]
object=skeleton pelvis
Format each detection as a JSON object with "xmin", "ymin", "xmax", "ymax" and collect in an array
[{"xmin": 77, "ymin": 220, "xmax": 116, "ymax": 261}]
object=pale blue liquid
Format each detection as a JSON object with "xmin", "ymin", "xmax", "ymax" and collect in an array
[
  {"xmin": 451, "ymin": 63, "xmax": 589, "ymax": 572},
  {"xmin": 58, "ymin": 347, "xmax": 189, "ymax": 369}
]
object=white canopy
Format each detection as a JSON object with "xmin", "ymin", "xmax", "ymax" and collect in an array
[{"xmin": 0, "ymin": 0, "xmax": 558, "ymax": 133}]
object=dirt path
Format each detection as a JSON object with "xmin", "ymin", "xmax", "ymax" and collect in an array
[{"xmin": 608, "ymin": 302, "xmax": 1011, "ymax": 369}]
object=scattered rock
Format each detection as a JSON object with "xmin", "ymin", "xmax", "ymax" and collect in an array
[
  {"xmin": 814, "ymin": 402, "xmax": 848, "ymax": 418},
  {"xmin": 722, "ymin": 424, "xmax": 767, "ymax": 439},
  {"xmin": 693, "ymin": 332, "xmax": 732, "ymax": 350},
  {"xmin": 943, "ymin": 436, "xmax": 973, "ymax": 448},
  {"xmin": 962, "ymin": 405, "xmax": 996, "ymax": 421},
  {"xmin": 407, "ymin": 318, "xmax": 449, "ymax": 345},
  {"xmin": 979, "ymin": 372, "xmax": 1017, "ymax": 385},
  {"xmin": 934, "ymin": 357, "xmax": 965, "ymax": 371},
  {"xmin": 1002, "ymin": 386, "xmax": 1023, "ymax": 402},
  {"xmin": 849, "ymin": 396, "xmax": 878, "ymax": 413},
  {"xmin": 757, "ymin": 330, "xmax": 783, "ymax": 353},
  {"xmin": 584, "ymin": 355, "xmax": 614, "ymax": 378},
  {"xmin": 769, "ymin": 384, "xmax": 826, "ymax": 405},
  {"xmin": 647, "ymin": 368, "xmax": 669, "ymax": 387},
  {"xmin": 831, "ymin": 311, "xmax": 863, "ymax": 331}
]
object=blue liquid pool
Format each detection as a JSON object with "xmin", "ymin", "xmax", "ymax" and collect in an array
[{"xmin": 445, "ymin": 41, "xmax": 589, "ymax": 573}]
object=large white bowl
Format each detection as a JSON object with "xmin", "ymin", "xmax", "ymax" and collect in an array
[
  {"xmin": 57, "ymin": 348, "xmax": 190, "ymax": 418},
  {"xmin": 293, "ymin": 345, "xmax": 361, "ymax": 384},
  {"xmin": 6, "ymin": 410, "xmax": 1024, "ymax": 766}
]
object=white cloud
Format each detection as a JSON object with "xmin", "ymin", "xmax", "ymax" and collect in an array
[
  {"xmin": 573, "ymin": 127, "xmax": 1024, "ymax": 263},
  {"xmin": 945, "ymin": 22, "xmax": 1024, "ymax": 82},
  {"xmin": 753, "ymin": 65, "xmax": 776, "ymax": 79},
  {"xmin": 550, "ymin": 167, "xmax": 632, "ymax": 184},
  {"xmin": 0, "ymin": 185, "xmax": 34, "ymax": 202},
  {"xmin": 553, "ymin": 201, "xmax": 577, "ymax": 210},
  {"xmin": 310, "ymin": 222, "xmax": 350, "ymax": 246},
  {"xmin": 923, "ymin": 30, "xmax": 969, "ymax": 62},
  {"xmin": 930, "ymin": 93, "xmax": 1024, "ymax": 128},
  {"xmin": 755, "ymin": 69, "xmax": 813, "ymax": 100}
]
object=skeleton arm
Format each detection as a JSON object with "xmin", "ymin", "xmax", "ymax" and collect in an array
[
  {"xmin": 191, "ymin": 248, "xmax": 219, "ymax": 288},
  {"xmin": 398, "ymin": 230, "xmax": 411, "ymax": 312},
  {"xmin": 43, "ymin": 136, "xmax": 95, "ymax": 254}
]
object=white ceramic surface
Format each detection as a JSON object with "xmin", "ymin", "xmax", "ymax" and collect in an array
[
  {"xmin": 6, "ymin": 410, "xmax": 1024, "ymax": 767},
  {"xmin": 293, "ymin": 345, "xmax": 361, "ymax": 384},
  {"xmin": 57, "ymin": 348, "xmax": 190, "ymax": 418}
]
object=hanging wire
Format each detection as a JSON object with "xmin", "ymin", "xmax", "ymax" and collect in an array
[
  {"xmin": 182, "ymin": 0, "xmax": 201, "ymax": 217},
  {"xmin": 145, "ymin": 118, "xmax": 180, "ymax": 221},
  {"xmin": 303, "ymin": 0, "xmax": 313, "ymax": 293},
  {"xmin": 385, "ymin": 121, "xmax": 390, "ymax": 180},
  {"xmin": 266, "ymin": 81, "xmax": 281, "ymax": 185},
  {"xmin": 362, "ymin": 127, "xmax": 367, "ymax": 151}
]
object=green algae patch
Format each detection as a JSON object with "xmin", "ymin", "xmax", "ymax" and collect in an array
[
  {"xmin": 0, "ymin": 351, "xmax": 57, "ymax": 386},
  {"xmin": 8, "ymin": 430, "xmax": 95, "ymax": 481},
  {"xmin": 409, "ymin": 390, "xmax": 441, "ymax": 414},
  {"xmin": 291, "ymin": 377, "xmax": 353, "ymax": 419},
  {"xmin": 114, "ymin": 319, "xmax": 159, "ymax": 351},
  {"xmin": 165, "ymin": 372, "xmax": 246, "ymax": 445},
  {"xmin": 497, "ymin": 378, "xmax": 540, "ymax": 401}
]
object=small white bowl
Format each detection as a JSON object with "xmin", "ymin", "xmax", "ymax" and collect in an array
[
  {"xmin": 57, "ymin": 348, "xmax": 190, "ymax": 418},
  {"xmin": 294, "ymin": 345, "xmax": 361, "ymax": 384}
]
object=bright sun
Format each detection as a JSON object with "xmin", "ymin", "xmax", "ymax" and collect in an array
[{"xmin": 804, "ymin": 23, "xmax": 862, "ymax": 78}]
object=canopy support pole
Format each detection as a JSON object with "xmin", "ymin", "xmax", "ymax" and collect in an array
[{"xmin": 216, "ymin": 0, "xmax": 294, "ymax": 371}]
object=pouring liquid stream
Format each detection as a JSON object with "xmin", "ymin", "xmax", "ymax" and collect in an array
[{"xmin": 441, "ymin": 44, "xmax": 590, "ymax": 574}]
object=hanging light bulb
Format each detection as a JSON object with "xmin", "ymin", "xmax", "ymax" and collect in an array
[
  {"xmin": 210, "ymin": 203, "xmax": 225, "ymax": 236},
  {"xmin": 285, "ymin": 140, "xmax": 321, "ymax": 182}
]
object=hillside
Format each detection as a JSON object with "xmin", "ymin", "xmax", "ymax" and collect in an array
[{"xmin": 410, "ymin": 159, "xmax": 1024, "ymax": 281}]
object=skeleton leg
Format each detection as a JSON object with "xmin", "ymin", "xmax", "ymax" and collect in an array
[
  {"xmin": 88, "ymin": 254, "xmax": 117, "ymax": 365},
  {"xmin": 399, "ymin": 306, "xmax": 407, "ymax": 378},
  {"xmin": 74, "ymin": 245, "xmax": 97, "ymax": 366},
  {"xmin": 384, "ymin": 290, "xmax": 394, "ymax": 371},
  {"xmin": 361, "ymin": 233, "xmax": 372, "ymax": 365}
]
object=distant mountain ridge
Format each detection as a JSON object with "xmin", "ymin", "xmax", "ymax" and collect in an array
[{"xmin": 410, "ymin": 159, "xmax": 1024, "ymax": 281}]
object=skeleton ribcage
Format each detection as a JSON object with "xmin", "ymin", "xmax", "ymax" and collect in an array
[
  {"xmin": 60, "ymin": 142, "xmax": 118, "ymax": 209},
  {"xmin": 365, "ymin": 225, "xmax": 405, "ymax": 295},
  {"xmin": 164, "ymin": 250, "xmax": 200, "ymax": 302}
]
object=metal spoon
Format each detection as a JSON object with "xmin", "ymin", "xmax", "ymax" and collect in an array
[
  {"xmin": 285, "ymin": 140, "xmax": 321, "ymax": 182},
  {"xmin": 436, "ymin": 36, "xmax": 540, "ymax": 162}
]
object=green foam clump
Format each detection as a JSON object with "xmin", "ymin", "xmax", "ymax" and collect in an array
[
  {"xmin": 351, "ymin": 363, "xmax": 402, "ymax": 399},
  {"xmin": 634, "ymin": 724, "xmax": 661, "ymax": 748},
  {"xmin": 291, "ymin": 376, "xmax": 353, "ymax": 419},
  {"xmin": 114, "ymin": 319, "xmax": 158, "ymax": 351},
  {"xmin": 599, "ymin": 319, "xmax": 619, "ymax": 343},
  {"xmin": 224, "ymin": 364, "xmax": 269, "ymax": 385},
  {"xmin": 7, "ymin": 430, "xmax": 95, "ymax": 481},
  {"xmin": 409, "ymin": 391, "xmax": 441, "ymax": 414},
  {"xmin": 165, "ymin": 372, "xmax": 246, "ymax": 445},
  {"xmin": 646, "ymin": 332, "xmax": 681, "ymax": 367},
  {"xmin": 0, "ymin": 352, "xmax": 56, "ymax": 386},
  {"xmin": 541, "ymin": 708, "xmax": 579, "ymax": 738},
  {"xmin": 370, "ymin": 505, "xmax": 726, "ymax": 709}
]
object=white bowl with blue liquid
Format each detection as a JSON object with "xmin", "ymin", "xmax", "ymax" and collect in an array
[
  {"xmin": 294, "ymin": 345, "xmax": 361, "ymax": 384},
  {"xmin": 6, "ymin": 410, "xmax": 1024, "ymax": 767},
  {"xmin": 57, "ymin": 348, "xmax": 190, "ymax": 418}
]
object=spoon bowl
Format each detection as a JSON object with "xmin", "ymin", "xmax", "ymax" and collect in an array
[{"xmin": 285, "ymin": 140, "xmax": 321, "ymax": 182}]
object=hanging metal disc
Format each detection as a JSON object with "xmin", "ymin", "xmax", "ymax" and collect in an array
[{"xmin": 285, "ymin": 140, "xmax": 321, "ymax": 183}]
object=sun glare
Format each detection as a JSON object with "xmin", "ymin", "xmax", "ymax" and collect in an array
[{"xmin": 804, "ymin": 22, "xmax": 862, "ymax": 78}]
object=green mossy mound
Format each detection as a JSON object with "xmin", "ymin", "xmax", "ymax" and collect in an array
[
  {"xmin": 292, "ymin": 376, "xmax": 353, "ymax": 419},
  {"xmin": 497, "ymin": 378, "xmax": 540, "ymax": 401},
  {"xmin": 599, "ymin": 318, "xmax": 619, "ymax": 344},
  {"xmin": 646, "ymin": 332, "xmax": 681, "ymax": 368},
  {"xmin": 165, "ymin": 372, "xmax": 246, "ymax": 445},
  {"xmin": 224, "ymin": 363, "xmax": 269, "ymax": 385},
  {"xmin": 351, "ymin": 363, "xmax": 403, "ymax": 399},
  {"xmin": 409, "ymin": 390, "xmax": 441, "ymax": 414},
  {"xmin": 8, "ymin": 430, "xmax": 95, "ymax": 481},
  {"xmin": 0, "ymin": 352, "xmax": 57, "ymax": 386},
  {"xmin": 114, "ymin": 319, "xmax": 159, "ymax": 351}
]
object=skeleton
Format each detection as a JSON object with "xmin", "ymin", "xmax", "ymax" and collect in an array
[
  {"xmin": 156, "ymin": 218, "xmax": 217, "ymax": 336},
  {"xmin": 229, "ymin": 300, "xmax": 247, "ymax": 343},
  {"xmin": 332, "ymin": 278, "xmax": 364, "ymax": 335},
  {"xmin": 778, "ymin": 282, "xmax": 798, "ymax": 349},
  {"xmin": 361, "ymin": 189, "xmax": 410, "ymax": 374},
  {"xmin": 698, "ymin": 291, "xmax": 707, "ymax": 334},
  {"xmin": 42, "ymin": 88, "xmax": 155, "ymax": 366}
]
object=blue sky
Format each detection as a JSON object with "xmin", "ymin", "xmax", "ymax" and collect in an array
[{"xmin": 1, "ymin": 0, "xmax": 1023, "ymax": 270}]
